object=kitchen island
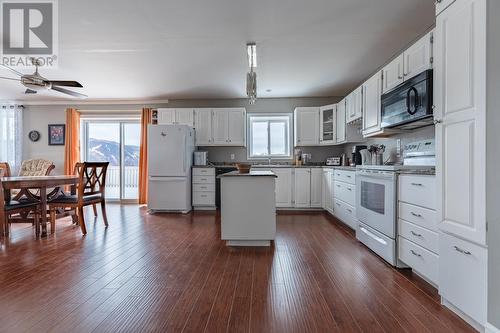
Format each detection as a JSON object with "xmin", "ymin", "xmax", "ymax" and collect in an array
[{"xmin": 218, "ymin": 170, "xmax": 277, "ymax": 246}]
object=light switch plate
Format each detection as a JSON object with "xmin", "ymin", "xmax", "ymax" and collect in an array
[{"xmin": 230, "ymin": 154, "xmax": 235, "ymax": 160}]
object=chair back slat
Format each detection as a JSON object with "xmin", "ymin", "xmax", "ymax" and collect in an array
[{"xmin": 75, "ymin": 162, "xmax": 109, "ymax": 198}]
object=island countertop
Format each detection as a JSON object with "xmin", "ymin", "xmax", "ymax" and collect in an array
[{"xmin": 217, "ymin": 170, "xmax": 277, "ymax": 178}]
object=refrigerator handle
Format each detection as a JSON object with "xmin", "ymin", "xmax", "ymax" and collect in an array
[{"xmin": 183, "ymin": 134, "xmax": 187, "ymax": 173}]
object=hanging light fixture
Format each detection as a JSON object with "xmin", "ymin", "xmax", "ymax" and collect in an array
[{"xmin": 246, "ymin": 42, "xmax": 257, "ymax": 104}]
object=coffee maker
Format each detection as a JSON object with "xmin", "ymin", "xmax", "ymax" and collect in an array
[{"xmin": 352, "ymin": 145, "xmax": 368, "ymax": 166}]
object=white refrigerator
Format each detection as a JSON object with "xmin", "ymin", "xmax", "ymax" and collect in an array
[{"xmin": 147, "ymin": 125, "xmax": 195, "ymax": 213}]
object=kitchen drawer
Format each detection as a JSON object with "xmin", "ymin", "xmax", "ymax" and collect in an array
[
  {"xmin": 192, "ymin": 183, "xmax": 215, "ymax": 192},
  {"xmin": 357, "ymin": 222, "xmax": 396, "ymax": 265},
  {"xmin": 193, "ymin": 168, "xmax": 215, "ymax": 176},
  {"xmin": 398, "ymin": 175, "xmax": 436, "ymax": 210},
  {"xmin": 439, "ymin": 232, "xmax": 487, "ymax": 325},
  {"xmin": 333, "ymin": 170, "xmax": 356, "ymax": 185},
  {"xmin": 398, "ymin": 202, "xmax": 437, "ymax": 231},
  {"xmin": 399, "ymin": 237, "xmax": 439, "ymax": 285},
  {"xmin": 334, "ymin": 181, "xmax": 355, "ymax": 206},
  {"xmin": 192, "ymin": 191, "xmax": 215, "ymax": 206},
  {"xmin": 193, "ymin": 175, "xmax": 215, "ymax": 184},
  {"xmin": 398, "ymin": 219, "xmax": 439, "ymax": 254},
  {"xmin": 334, "ymin": 199, "xmax": 357, "ymax": 230}
]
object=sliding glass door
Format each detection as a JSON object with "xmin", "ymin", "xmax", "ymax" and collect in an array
[{"xmin": 82, "ymin": 120, "xmax": 140, "ymax": 202}]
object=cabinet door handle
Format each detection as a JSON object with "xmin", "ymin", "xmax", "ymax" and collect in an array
[
  {"xmin": 336, "ymin": 203, "xmax": 341, "ymax": 207},
  {"xmin": 411, "ymin": 182, "xmax": 423, "ymax": 186},
  {"xmin": 347, "ymin": 175, "xmax": 352, "ymax": 178},
  {"xmin": 410, "ymin": 250, "xmax": 422, "ymax": 257},
  {"xmin": 346, "ymin": 208, "xmax": 352, "ymax": 213},
  {"xmin": 454, "ymin": 246, "xmax": 472, "ymax": 255},
  {"xmin": 347, "ymin": 188, "xmax": 352, "ymax": 191},
  {"xmin": 410, "ymin": 212, "xmax": 422, "ymax": 218},
  {"xmin": 337, "ymin": 185, "xmax": 341, "ymax": 188},
  {"xmin": 410, "ymin": 231, "xmax": 423, "ymax": 237}
]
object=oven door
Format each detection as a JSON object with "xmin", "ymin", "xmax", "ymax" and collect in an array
[{"xmin": 356, "ymin": 170, "xmax": 397, "ymax": 238}]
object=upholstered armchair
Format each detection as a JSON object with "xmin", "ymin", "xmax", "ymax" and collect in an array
[{"xmin": 18, "ymin": 159, "xmax": 55, "ymax": 177}]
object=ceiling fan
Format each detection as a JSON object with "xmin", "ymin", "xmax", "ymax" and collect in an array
[{"xmin": 0, "ymin": 58, "xmax": 87, "ymax": 98}]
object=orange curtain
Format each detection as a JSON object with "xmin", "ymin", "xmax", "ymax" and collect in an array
[
  {"xmin": 138, "ymin": 108, "xmax": 152, "ymax": 204},
  {"xmin": 64, "ymin": 108, "xmax": 81, "ymax": 175}
]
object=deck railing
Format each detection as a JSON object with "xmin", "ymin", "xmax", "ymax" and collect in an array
[{"xmin": 106, "ymin": 166, "xmax": 139, "ymax": 189}]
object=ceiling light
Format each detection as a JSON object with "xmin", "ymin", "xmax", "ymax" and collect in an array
[{"xmin": 246, "ymin": 42, "xmax": 257, "ymax": 104}]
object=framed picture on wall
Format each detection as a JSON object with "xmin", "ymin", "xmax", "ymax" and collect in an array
[{"xmin": 48, "ymin": 124, "xmax": 66, "ymax": 145}]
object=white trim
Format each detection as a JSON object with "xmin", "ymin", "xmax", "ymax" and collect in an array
[
  {"xmin": 246, "ymin": 113, "xmax": 293, "ymax": 160},
  {"xmin": 486, "ymin": 323, "xmax": 500, "ymax": 333},
  {"xmin": 0, "ymin": 99, "xmax": 170, "ymax": 106}
]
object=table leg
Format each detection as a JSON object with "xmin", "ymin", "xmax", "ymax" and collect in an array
[{"xmin": 40, "ymin": 187, "xmax": 47, "ymax": 237}]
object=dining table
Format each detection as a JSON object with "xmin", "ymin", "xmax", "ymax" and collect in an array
[{"xmin": 1, "ymin": 175, "xmax": 79, "ymax": 237}]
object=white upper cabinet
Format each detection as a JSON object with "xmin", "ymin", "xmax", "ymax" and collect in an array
[
  {"xmin": 382, "ymin": 31, "xmax": 433, "ymax": 94},
  {"xmin": 404, "ymin": 31, "xmax": 433, "ymax": 80},
  {"xmin": 157, "ymin": 108, "xmax": 194, "ymax": 126},
  {"xmin": 435, "ymin": 0, "xmax": 486, "ymax": 246},
  {"xmin": 210, "ymin": 108, "xmax": 246, "ymax": 146},
  {"xmin": 310, "ymin": 168, "xmax": 323, "ymax": 208},
  {"xmin": 193, "ymin": 108, "xmax": 213, "ymax": 145},
  {"xmin": 294, "ymin": 107, "xmax": 320, "ymax": 146},
  {"xmin": 319, "ymin": 104, "xmax": 336, "ymax": 145},
  {"xmin": 436, "ymin": 0, "xmax": 456, "ymax": 15},
  {"xmin": 336, "ymin": 99, "xmax": 347, "ymax": 144},
  {"xmin": 382, "ymin": 54, "xmax": 405, "ymax": 93},
  {"xmin": 227, "ymin": 108, "xmax": 246, "ymax": 146},
  {"xmin": 294, "ymin": 168, "xmax": 311, "ymax": 208},
  {"xmin": 362, "ymin": 72, "xmax": 383, "ymax": 137},
  {"xmin": 212, "ymin": 109, "xmax": 229, "ymax": 145},
  {"xmin": 346, "ymin": 86, "xmax": 363, "ymax": 123},
  {"xmin": 157, "ymin": 108, "xmax": 176, "ymax": 124}
]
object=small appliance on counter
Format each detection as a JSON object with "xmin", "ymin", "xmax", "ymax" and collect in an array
[
  {"xmin": 194, "ymin": 151, "xmax": 208, "ymax": 166},
  {"xmin": 351, "ymin": 145, "xmax": 367, "ymax": 166},
  {"xmin": 301, "ymin": 153, "xmax": 312, "ymax": 165},
  {"xmin": 326, "ymin": 157, "xmax": 341, "ymax": 166}
]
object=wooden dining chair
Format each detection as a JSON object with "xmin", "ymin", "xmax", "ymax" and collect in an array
[
  {"xmin": 0, "ymin": 169, "xmax": 41, "ymax": 237},
  {"xmin": 48, "ymin": 162, "xmax": 109, "ymax": 235}
]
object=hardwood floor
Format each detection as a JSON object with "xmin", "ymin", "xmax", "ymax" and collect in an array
[{"xmin": 0, "ymin": 205, "xmax": 474, "ymax": 333}]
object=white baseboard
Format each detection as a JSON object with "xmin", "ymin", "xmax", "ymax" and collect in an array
[
  {"xmin": 485, "ymin": 323, "xmax": 500, "ymax": 333},
  {"xmin": 441, "ymin": 298, "xmax": 484, "ymax": 332}
]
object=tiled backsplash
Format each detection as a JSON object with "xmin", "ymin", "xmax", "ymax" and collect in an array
[
  {"xmin": 343, "ymin": 125, "xmax": 435, "ymax": 164},
  {"xmin": 201, "ymin": 126, "xmax": 434, "ymax": 164}
]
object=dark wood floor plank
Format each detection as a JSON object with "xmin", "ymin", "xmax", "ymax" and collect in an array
[{"xmin": 0, "ymin": 207, "xmax": 476, "ymax": 333}]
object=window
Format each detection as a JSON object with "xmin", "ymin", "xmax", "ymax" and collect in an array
[
  {"xmin": 81, "ymin": 119, "xmax": 141, "ymax": 201},
  {"xmin": 248, "ymin": 114, "xmax": 292, "ymax": 159},
  {"xmin": 0, "ymin": 105, "xmax": 23, "ymax": 171}
]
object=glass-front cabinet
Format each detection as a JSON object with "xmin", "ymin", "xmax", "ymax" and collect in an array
[{"xmin": 319, "ymin": 104, "xmax": 336, "ymax": 145}]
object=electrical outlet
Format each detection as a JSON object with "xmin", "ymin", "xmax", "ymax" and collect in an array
[
  {"xmin": 230, "ymin": 154, "xmax": 235, "ymax": 160},
  {"xmin": 396, "ymin": 139, "xmax": 402, "ymax": 158}
]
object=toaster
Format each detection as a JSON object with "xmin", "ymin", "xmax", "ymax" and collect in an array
[{"xmin": 326, "ymin": 157, "xmax": 341, "ymax": 166}]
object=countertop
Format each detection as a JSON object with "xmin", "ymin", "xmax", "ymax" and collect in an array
[{"xmin": 217, "ymin": 170, "xmax": 277, "ymax": 178}]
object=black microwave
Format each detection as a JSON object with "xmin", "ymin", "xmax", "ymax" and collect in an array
[{"xmin": 381, "ymin": 69, "xmax": 433, "ymax": 130}]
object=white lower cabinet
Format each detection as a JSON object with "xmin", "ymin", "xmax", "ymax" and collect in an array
[
  {"xmin": 272, "ymin": 168, "xmax": 293, "ymax": 208},
  {"xmin": 310, "ymin": 168, "xmax": 323, "ymax": 208},
  {"xmin": 294, "ymin": 168, "xmax": 311, "ymax": 208},
  {"xmin": 322, "ymin": 169, "xmax": 333, "ymax": 213},
  {"xmin": 398, "ymin": 174, "xmax": 438, "ymax": 285},
  {"xmin": 331, "ymin": 169, "xmax": 357, "ymax": 229},
  {"xmin": 439, "ymin": 232, "xmax": 487, "ymax": 326},
  {"xmin": 192, "ymin": 168, "xmax": 216, "ymax": 209}
]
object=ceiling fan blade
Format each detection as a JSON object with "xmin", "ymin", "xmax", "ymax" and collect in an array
[
  {"xmin": 49, "ymin": 80, "xmax": 83, "ymax": 88},
  {"xmin": 0, "ymin": 63, "xmax": 24, "ymax": 77},
  {"xmin": 0, "ymin": 76, "xmax": 20, "ymax": 82},
  {"xmin": 50, "ymin": 86, "xmax": 87, "ymax": 98},
  {"xmin": 25, "ymin": 89, "xmax": 37, "ymax": 94}
]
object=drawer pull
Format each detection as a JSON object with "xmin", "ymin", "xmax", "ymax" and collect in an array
[
  {"xmin": 337, "ymin": 184, "xmax": 341, "ymax": 188},
  {"xmin": 454, "ymin": 246, "xmax": 472, "ymax": 255},
  {"xmin": 411, "ymin": 182, "xmax": 423, "ymax": 186},
  {"xmin": 347, "ymin": 175, "xmax": 352, "ymax": 178},
  {"xmin": 200, "ymin": 186, "xmax": 207, "ymax": 189},
  {"xmin": 347, "ymin": 188, "xmax": 352, "ymax": 191},
  {"xmin": 336, "ymin": 203, "xmax": 341, "ymax": 207},
  {"xmin": 410, "ymin": 231, "xmax": 423, "ymax": 237},
  {"xmin": 410, "ymin": 250, "xmax": 422, "ymax": 257},
  {"xmin": 201, "ymin": 178, "xmax": 207, "ymax": 181},
  {"xmin": 200, "ymin": 195, "xmax": 207, "ymax": 198},
  {"xmin": 410, "ymin": 212, "xmax": 422, "ymax": 217},
  {"xmin": 346, "ymin": 208, "xmax": 352, "ymax": 213}
]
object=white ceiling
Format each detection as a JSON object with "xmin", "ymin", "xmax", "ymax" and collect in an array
[{"xmin": 0, "ymin": 0, "xmax": 435, "ymax": 102}]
